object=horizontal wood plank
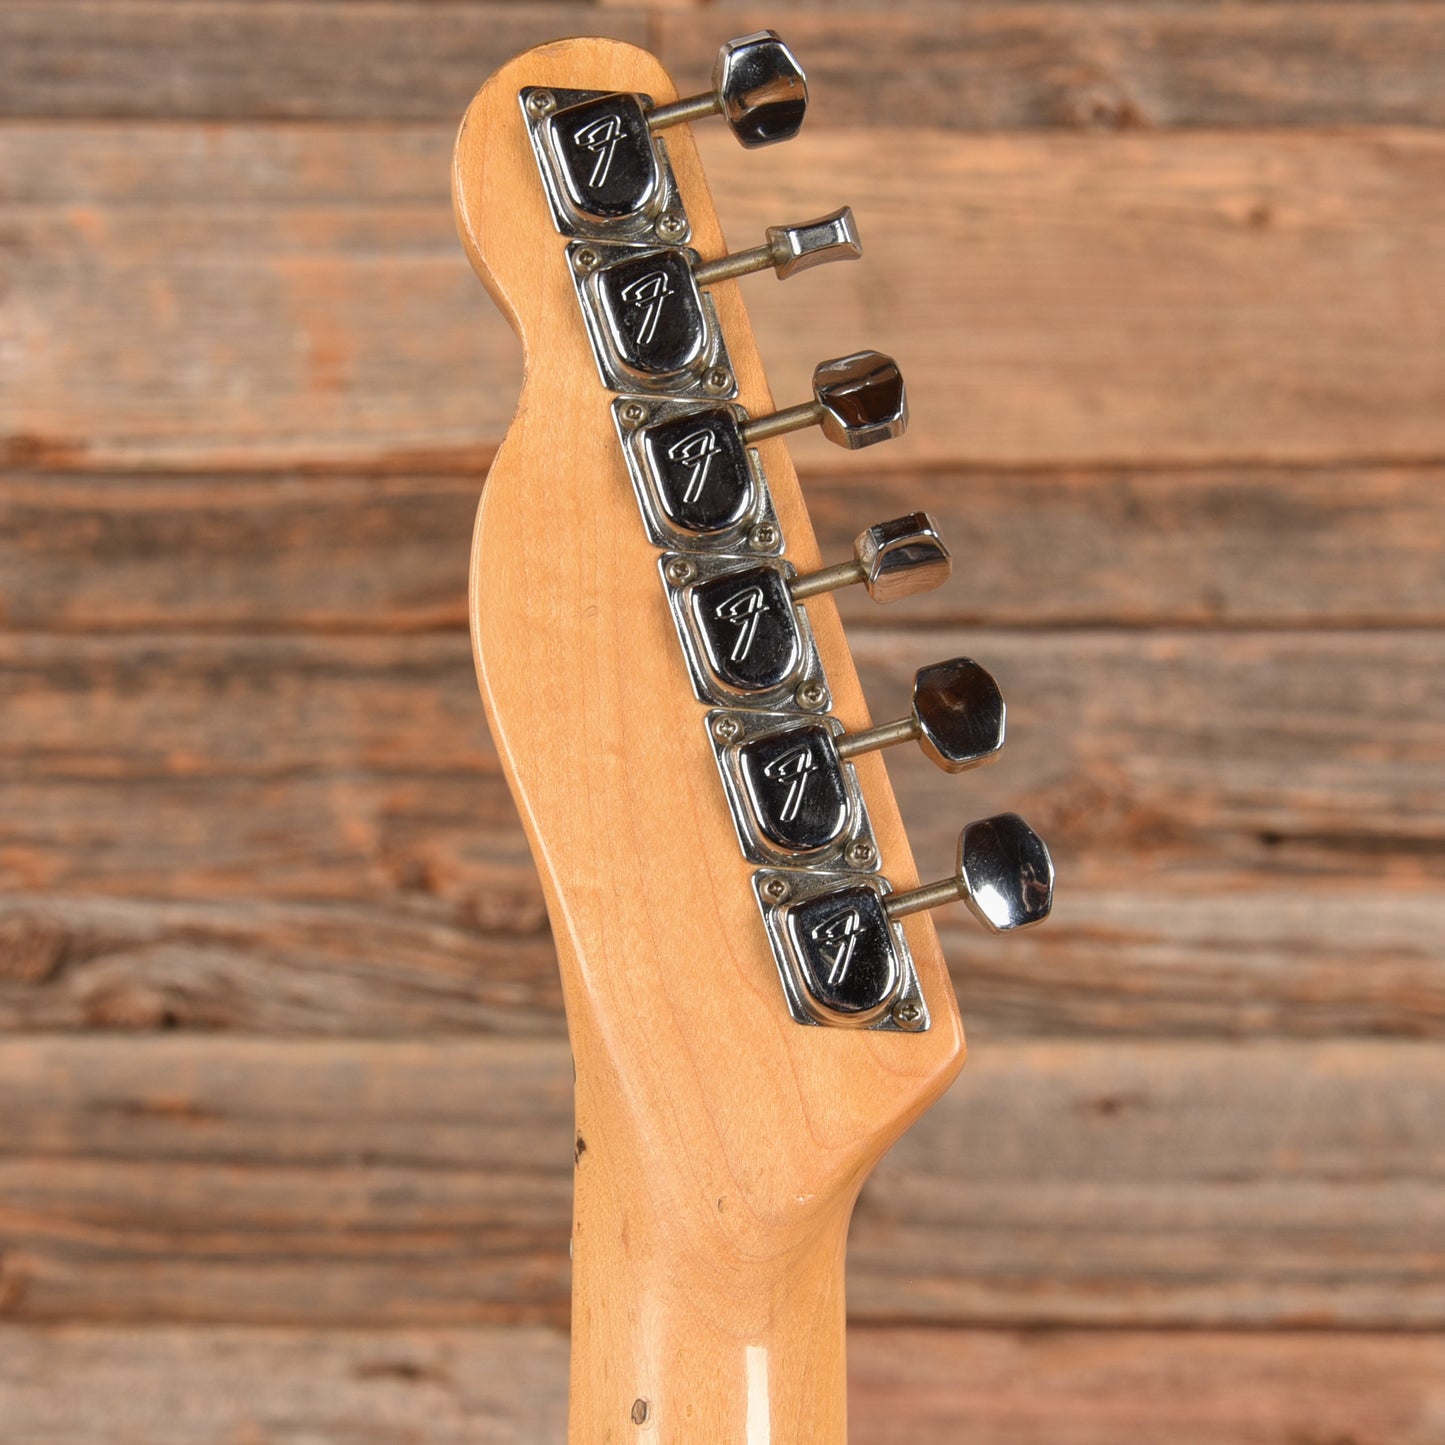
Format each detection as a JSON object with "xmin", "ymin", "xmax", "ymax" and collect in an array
[
  {"xmin": 665, "ymin": 3, "xmax": 1445, "ymax": 132},
  {"xmin": 5, "ymin": 462, "xmax": 1444, "ymax": 632},
  {"xmin": 6, "ymin": 2, "xmax": 1445, "ymax": 130},
  {"xmin": 4, "ymin": 126, "xmax": 1444, "ymax": 470},
  {"xmin": 4, "ymin": 1324, "xmax": 1445, "ymax": 1444},
  {"xmin": 0, "ymin": 1036, "xmax": 1439, "ymax": 1327},
  {"xmin": 0, "ymin": 1, "xmax": 648, "ymax": 120},
  {"xmin": 2, "ymin": 630, "xmax": 1441, "ymax": 1038}
]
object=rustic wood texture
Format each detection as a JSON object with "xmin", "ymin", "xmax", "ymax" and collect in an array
[
  {"xmin": 4, "ymin": 1326, "xmax": 1445, "ymax": 1445},
  {"xmin": 3, "ymin": 1, "xmax": 1443, "ymax": 1439},
  {"xmin": 0, "ymin": 1036, "xmax": 1439, "ymax": 1329}
]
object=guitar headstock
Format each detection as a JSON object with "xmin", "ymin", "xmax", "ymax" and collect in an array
[{"xmin": 452, "ymin": 33, "xmax": 1052, "ymax": 1432}]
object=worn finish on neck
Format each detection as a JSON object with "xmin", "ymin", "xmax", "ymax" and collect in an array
[{"xmin": 453, "ymin": 39, "xmax": 965, "ymax": 1443}]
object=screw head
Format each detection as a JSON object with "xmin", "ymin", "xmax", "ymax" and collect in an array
[
  {"xmin": 761, "ymin": 875, "xmax": 790, "ymax": 903},
  {"xmin": 664, "ymin": 556, "xmax": 697, "ymax": 586},
  {"xmin": 748, "ymin": 521, "xmax": 780, "ymax": 552},
  {"xmin": 619, "ymin": 400, "xmax": 648, "ymax": 428},
  {"xmin": 526, "ymin": 90, "xmax": 556, "ymax": 118},
  {"xmin": 655, "ymin": 210, "xmax": 688, "ymax": 243},
  {"xmin": 794, "ymin": 679, "xmax": 828, "ymax": 711},
  {"xmin": 712, "ymin": 714, "xmax": 743, "ymax": 744},
  {"xmin": 844, "ymin": 838, "xmax": 877, "ymax": 869},
  {"xmin": 892, "ymin": 1000, "xmax": 924, "ymax": 1029},
  {"xmin": 572, "ymin": 247, "xmax": 601, "ymax": 275},
  {"xmin": 702, "ymin": 366, "xmax": 734, "ymax": 396}
]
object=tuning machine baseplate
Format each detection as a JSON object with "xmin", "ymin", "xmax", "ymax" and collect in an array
[{"xmin": 752, "ymin": 870, "xmax": 929, "ymax": 1031}]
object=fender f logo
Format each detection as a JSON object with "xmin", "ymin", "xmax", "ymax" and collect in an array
[
  {"xmin": 618, "ymin": 268, "xmax": 673, "ymax": 346},
  {"xmin": 714, "ymin": 584, "xmax": 768, "ymax": 663},
  {"xmin": 761, "ymin": 741, "xmax": 817, "ymax": 823},
  {"xmin": 811, "ymin": 908, "xmax": 861, "ymax": 986},
  {"xmin": 666, "ymin": 427, "xmax": 720, "ymax": 504},
  {"xmin": 573, "ymin": 113, "xmax": 622, "ymax": 189}
]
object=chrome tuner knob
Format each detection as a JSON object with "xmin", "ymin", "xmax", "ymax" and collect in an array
[
  {"xmin": 647, "ymin": 31, "xmax": 808, "ymax": 148},
  {"xmin": 692, "ymin": 208, "xmax": 862, "ymax": 287},
  {"xmin": 742, "ymin": 351, "xmax": 908, "ymax": 451},
  {"xmin": 790, "ymin": 513, "xmax": 951, "ymax": 605},
  {"xmin": 886, "ymin": 815, "xmax": 1055, "ymax": 933},
  {"xmin": 836, "ymin": 658, "xmax": 1005, "ymax": 773}
]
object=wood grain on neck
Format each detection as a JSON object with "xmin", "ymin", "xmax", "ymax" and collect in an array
[{"xmin": 453, "ymin": 39, "xmax": 965, "ymax": 1443}]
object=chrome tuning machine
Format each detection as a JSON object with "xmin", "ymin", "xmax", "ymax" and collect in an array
[
  {"xmin": 527, "ymin": 31, "xmax": 805, "ymax": 237},
  {"xmin": 743, "ymin": 351, "xmax": 908, "ymax": 450},
  {"xmin": 890, "ymin": 815, "xmax": 1055, "ymax": 933},
  {"xmin": 574, "ymin": 210, "xmax": 862, "ymax": 390},
  {"xmin": 665, "ymin": 514, "xmax": 948, "ymax": 704}
]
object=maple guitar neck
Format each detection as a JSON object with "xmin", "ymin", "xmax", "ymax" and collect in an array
[{"xmin": 453, "ymin": 33, "xmax": 1052, "ymax": 1444}]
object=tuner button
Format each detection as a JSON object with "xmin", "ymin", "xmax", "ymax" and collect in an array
[
  {"xmin": 814, "ymin": 351, "xmax": 909, "ymax": 450},
  {"xmin": 913, "ymin": 658, "xmax": 1006, "ymax": 772},
  {"xmin": 959, "ymin": 814, "xmax": 1055, "ymax": 932},
  {"xmin": 885, "ymin": 815, "xmax": 1055, "ymax": 933},
  {"xmin": 767, "ymin": 207, "xmax": 862, "ymax": 279},
  {"xmin": 854, "ymin": 512, "xmax": 952, "ymax": 603},
  {"xmin": 714, "ymin": 31, "xmax": 809, "ymax": 147},
  {"xmin": 832, "ymin": 657, "xmax": 1004, "ymax": 773},
  {"xmin": 785, "ymin": 884, "xmax": 900, "ymax": 1020}
]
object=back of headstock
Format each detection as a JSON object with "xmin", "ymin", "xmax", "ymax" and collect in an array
[{"xmin": 453, "ymin": 34, "xmax": 1052, "ymax": 1443}]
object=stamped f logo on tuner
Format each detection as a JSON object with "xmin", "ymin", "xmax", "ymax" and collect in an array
[
  {"xmin": 666, "ymin": 427, "xmax": 721, "ymax": 504},
  {"xmin": 573, "ymin": 113, "xmax": 623, "ymax": 189},
  {"xmin": 810, "ymin": 907, "xmax": 861, "ymax": 986},
  {"xmin": 618, "ymin": 268, "xmax": 673, "ymax": 346},
  {"xmin": 714, "ymin": 584, "xmax": 769, "ymax": 663},
  {"xmin": 760, "ymin": 740, "xmax": 817, "ymax": 823}
]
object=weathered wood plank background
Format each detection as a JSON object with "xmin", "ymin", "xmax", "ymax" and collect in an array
[{"xmin": 1, "ymin": 1, "xmax": 1443, "ymax": 1440}]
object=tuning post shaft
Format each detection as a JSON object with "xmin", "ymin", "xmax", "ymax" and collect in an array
[{"xmin": 692, "ymin": 208, "xmax": 861, "ymax": 288}]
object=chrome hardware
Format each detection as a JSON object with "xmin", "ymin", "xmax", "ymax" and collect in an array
[
  {"xmin": 580, "ymin": 219, "xmax": 858, "ymax": 389},
  {"xmin": 613, "ymin": 397, "xmax": 783, "ymax": 553},
  {"xmin": 647, "ymin": 32, "xmax": 807, "ymax": 148},
  {"xmin": 790, "ymin": 512, "xmax": 951, "ymax": 605},
  {"xmin": 835, "ymin": 658, "xmax": 1005, "ymax": 773},
  {"xmin": 887, "ymin": 815, "xmax": 1055, "ymax": 933},
  {"xmin": 691, "ymin": 208, "xmax": 861, "ymax": 288},
  {"xmin": 521, "ymin": 87, "xmax": 691, "ymax": 244},
  {"xmin": 707, "ymin": 711, "xmax": 880, "ymax": 868},
  {"xmin": 662, "ymin": 553, "xmax": 828, "ymax": 710},
  {"xmin": 741, "ymin": 351, "xmax": 908, "ymax": 450},
  {"xmin": 568, "ymin": 240, "xmax": 736, "ymax": 397},
  {"xmin": 753, "ymin": 870, "xmax": 929, "ymax": 1031}
]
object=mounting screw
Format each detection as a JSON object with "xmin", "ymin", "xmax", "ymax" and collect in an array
[
  {"xmin": 573, "ymin": 247, "xmax": 601, "ymax": 275},
  {"xmin": 619, "ymin": 400, "xmax": 648, "ymax": 428},
  {"xmin": 702, "ymin": 366, "xmax": 734, "ymax": 395},
  {"xmin": 794, "ymin": 679, "xmax": 828, "ymax": 711},
  {"xmin": 655, "ymin": 211, "xmax": 688, "ymax": 243},
  {"xmin": 845, "ymin": 838, "xmax": 877, "ymax": 868},
  {"xmin": 712, "ymin": 714, "xmax": 742, "ymax": 744},
  {"xmin": 892, "ymin": 1000, "xmax": 924, "ymax": 1029},
  {"xmin": 526, "ymin": 90, "xmax": 556, "ymax": 118},
  {"xmin": 761, "ymin": 875, "xmax": 790, "ymax": 904},
  {"xmin": 631, "ymin": 1398, "xmax": 650, "ymax": 1426},
  {"xmin": 748, "ymin": 521, "xmax": 780, "ymax": 552},
  {"xmin": 664, "ymin": 556, "xmax": 696, "ymax": 586}
]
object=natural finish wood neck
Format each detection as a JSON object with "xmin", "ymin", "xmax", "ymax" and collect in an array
[{"xmin": 453, "ymin": 39, "xmax": 964, "ymax": 1443}]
